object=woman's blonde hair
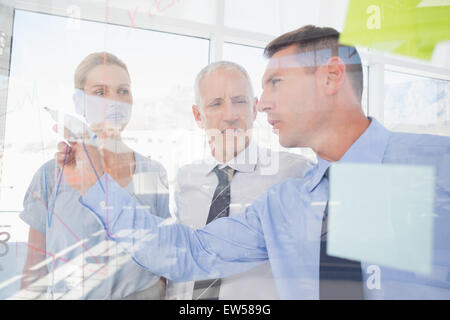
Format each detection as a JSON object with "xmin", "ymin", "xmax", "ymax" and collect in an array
[{"xmin": 74, "ymin": 52, "xmax": 130, "ymax": 90}]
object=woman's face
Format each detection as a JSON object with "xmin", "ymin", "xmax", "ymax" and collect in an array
[{"xmin": 81, "ymin": 64, "xmax": 133, "ymax": 133}]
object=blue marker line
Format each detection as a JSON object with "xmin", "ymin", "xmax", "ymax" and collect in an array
[
  {"xmin": 82, "ymin": 140, "xmax": 105, "ymax": 193},
  {"xmin": 47, "ymin": 144, "xmax": 69, "ymax": 228},
  {"xmin": 46, "ymin": 138, "xmax": 104, "ymax": 228}
]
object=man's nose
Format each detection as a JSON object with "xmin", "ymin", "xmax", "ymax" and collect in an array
[
  {"xmin": 257, "ymin": 90, "xmax": 273, "ymax": 113},
  {"xmin": 223, "ymin": 100, "xmax": 237, "ymax": 121}
]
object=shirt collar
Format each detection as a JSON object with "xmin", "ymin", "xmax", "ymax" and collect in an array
[
  {"xmin": 307, "ymin": 117, "xmax": 391, "ymax": 192},
  {"xmin": 203, "ymin": 139, "xmax": 258, "ymax": 176}
]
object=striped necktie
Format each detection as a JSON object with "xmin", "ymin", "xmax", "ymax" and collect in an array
[{"xmin": 193, "ymin": 165, "xmax": 235, "ymax": 300}]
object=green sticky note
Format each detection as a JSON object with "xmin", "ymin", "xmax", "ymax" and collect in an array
[
  {"xmin": 340, "ymin": 0, "xmax": 450, "ymax": 60},
  {"xmin": 327, "ymin": 163, "xmax": 435, "ymax": 275}
]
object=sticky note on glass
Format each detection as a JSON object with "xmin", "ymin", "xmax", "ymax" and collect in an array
[
  {"xmin": 327, "ymin": 163, "xmax": 435, "ymax": 275},
  {"xmin": 340, "ymin": 0, "xmax": 450, "ymax": 60}
]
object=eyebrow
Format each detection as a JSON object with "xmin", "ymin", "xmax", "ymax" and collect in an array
[
  {"xmin": 207, "ymin": 97, "xmax": 223, "ymax": 105},
  {"xmin": 88, "ymin": 83, "xmax": 130, "ymax": 89},
  {"xmin": 230, "ymin": 95, "xmax": 248, "ymax": 101}
]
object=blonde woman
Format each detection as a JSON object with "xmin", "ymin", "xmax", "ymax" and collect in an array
[{"xmin": 19, "ymin": 52, "xmax": 169, "ymax": 299}]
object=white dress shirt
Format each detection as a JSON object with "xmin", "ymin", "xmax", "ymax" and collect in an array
[{"xmin": 167, "ymin": 140, "xmax": 313, "ymax": 300}]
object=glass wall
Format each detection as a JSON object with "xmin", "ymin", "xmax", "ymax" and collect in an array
[{"xmin": 0, "ymin": 0, "xmax": 449, "ymax": 302}]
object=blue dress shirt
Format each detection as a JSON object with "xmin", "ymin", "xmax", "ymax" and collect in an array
[{"xmin": 80, "ymin": 118, "xmax": 450, "ymax": 299}]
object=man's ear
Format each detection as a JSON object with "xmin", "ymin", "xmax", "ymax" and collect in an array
[
  {"xmin": 192, "ymin": 104, "xmax": 204, "ymax": 129},
  {"xmin": 323, "ymin": 56, "xmax": 346, "ymax": 95}
]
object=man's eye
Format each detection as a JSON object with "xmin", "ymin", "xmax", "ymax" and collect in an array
[
  {"xmin": 119, "ymin": 89, "xmax": 129, "ymax": 95},
  {"xmin": 95, "ymin": 90, "xmax": 105, "ymax": 96},
  {"xmin": 271, "ymin": 79, "xmax": 281, "ymax": 86}
]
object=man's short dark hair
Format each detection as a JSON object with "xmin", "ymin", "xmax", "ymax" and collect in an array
[{"xmin": 264, "ymin": 25, "xmax": 363, "ymax": 101}]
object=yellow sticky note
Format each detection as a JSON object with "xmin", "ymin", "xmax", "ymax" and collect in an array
[{"xmin": 340, "ymin": 0, "xmax": 450, "ymax": 60}]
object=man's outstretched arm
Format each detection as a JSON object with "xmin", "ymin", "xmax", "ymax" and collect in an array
[
  {"xmin": 55, "ymin": 139, "xmax": 268, "ymax": 282},
  {"xmin": 80, "ymin": 173, "xmax": 269, "ymax": 282}
]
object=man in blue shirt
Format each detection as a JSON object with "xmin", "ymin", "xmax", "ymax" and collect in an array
[{"xmin": 56, "ymin": 25, "xmax": 450, "ymax": 299}]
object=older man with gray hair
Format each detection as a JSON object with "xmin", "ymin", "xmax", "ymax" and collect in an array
[{"xmin": 166, "ymin": 61, "xmax": 313, "ymax": 300}]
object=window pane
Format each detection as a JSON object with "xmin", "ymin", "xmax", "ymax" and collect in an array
[
  {"xmin": 225, "ymin": 0, "xmax": 281, "ymax": 35},
  {"xmin": 224, "ymin": 0, "xmax": 349, "ymax": 35},
  {"xmin": 279, "ymin": 0, "xmax": 349, "ymax": 33},
  {"xmin": 0, "ymin": 8, "xmax": 209, "ymax": 300},
  {"xmin": 384, "ymin": 71, "xmax": 450, "ymax": 136},
  {"xmin": 223, "ymin": 42, "xmax": 266, "ymax": 97},
  {"xmin": 107, "ymin": 0, "xmax": 217, "ymax": 25},
  {"xmin": 1, "ymin": 9, "xmax": 209, "ymax": 216}
]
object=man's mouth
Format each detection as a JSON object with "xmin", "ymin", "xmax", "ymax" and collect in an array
[
  {"xmin": 268, "ymin": 119, "xmax": 281, "ymax": 129},
  {"xmin": 221, "ymin": 128, "xmax": 243, "ymax": 134}
]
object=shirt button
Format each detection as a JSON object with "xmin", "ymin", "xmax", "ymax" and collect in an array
[{"xmin": 99, "ymin": 201, "xmax": 106, "ymax": 208}]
